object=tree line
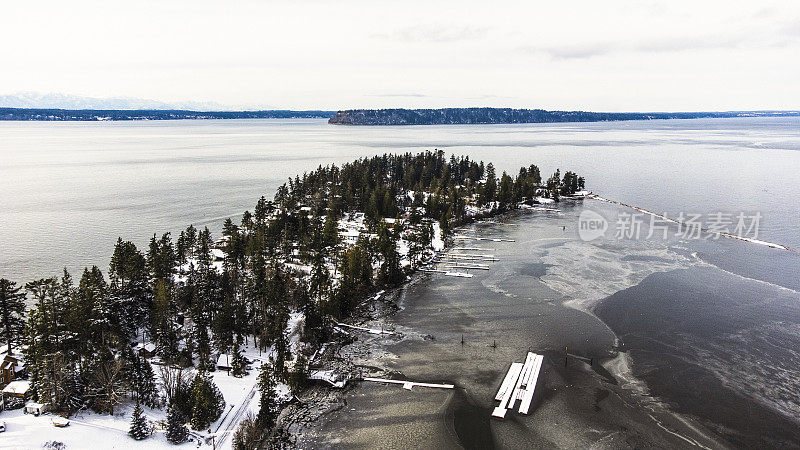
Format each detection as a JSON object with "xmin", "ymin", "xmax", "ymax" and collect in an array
[{"xmin": 0, "ymin": 150, "xmax": 583, "ymax": 446}]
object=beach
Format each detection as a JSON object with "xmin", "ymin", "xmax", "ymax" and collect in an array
[{"xmin": 284, "ymin": 200, "xmax": 779, "ymax": 448}]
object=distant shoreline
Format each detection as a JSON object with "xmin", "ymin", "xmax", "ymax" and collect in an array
[
  {"xmin": 329, "ymin": 107, "xmax": 800, "ymax": 126},
  {"xmin": 0, "ymin": 107, "xmax": 335, "ymax": 121},
  {"xmin": 3, "ymin": 106, "xmax": 799, "ymax": 123}
]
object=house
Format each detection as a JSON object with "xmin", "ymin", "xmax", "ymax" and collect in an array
[
  {"xmin": 0, "ymin": 354, "xmax": 24, "ymax": 389},
  {"xmin": 134, "ymin": 342, "xmax": 157, "ymax": 359}
]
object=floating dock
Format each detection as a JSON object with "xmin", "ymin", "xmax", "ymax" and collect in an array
[
  {"xmin": 492, "ymin": 352, "xmax": 544, "ymax": 418},
  {"xmin": 335, "ymin": 322, "xmax": 394, "ymax": 335},
  {"xmin": 363, "ymin": 377, "xmax": 455, "ymax": 390},
  {"xmin": 454, "ymin": 235, "xmax": 516, "ymax": 242}
]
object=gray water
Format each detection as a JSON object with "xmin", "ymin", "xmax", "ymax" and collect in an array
[
  {"xmin": 2, "ymin": 117, "xmax": 799, "ymax": 283},
  {"xmin": 3, "ymin": 117, "xmax": 800, "ymax": 446}
]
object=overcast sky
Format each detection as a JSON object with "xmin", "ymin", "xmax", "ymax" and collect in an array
[{"xmin": 2, "ymin": 0, "xmax": 799, "ymax": 111}]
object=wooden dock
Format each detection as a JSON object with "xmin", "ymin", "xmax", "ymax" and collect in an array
[
  {"xmin": 492, "ymin": 352, "xmax": 544, "ymax": 418},
  {"xmin": 363, "ymin": 377, "xmax": 455, "ymax": 390}
]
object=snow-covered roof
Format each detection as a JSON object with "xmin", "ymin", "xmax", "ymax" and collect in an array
[
  {"xmin": 210, "ymin": 248, "xmax": 226, "ymax": 260},
  {"xmin": 216, "ymin": 354, "xmax": 231, "ymax": 368},
  {"xmin": 2, "ymin": 380, "xmax": 30, "ymax": 395},
  {"xmin": 135, "ymin": 342, "xmax": 156, "ymax": 353}
]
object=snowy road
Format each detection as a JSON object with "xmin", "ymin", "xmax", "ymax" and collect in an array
[{"xmin": 214, "ymin": 382, "xmax": 259, "ymax": 449}]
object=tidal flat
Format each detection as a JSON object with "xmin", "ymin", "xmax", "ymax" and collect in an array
[{"xmin": 285, "ymin": 200, "xmax": 797, "ymax": 449}]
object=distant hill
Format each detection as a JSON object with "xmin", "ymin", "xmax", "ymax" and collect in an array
[
  {"xmin": 0, "ymin": 108, "xmax": 336, "ymax": 121},
  {"xmin": 328, "ymin": 108, "xmax": 800, "ymax": 125},
  {"xmin": 0, "ymin": 92, "xmax": 267, "ymax": 111}
]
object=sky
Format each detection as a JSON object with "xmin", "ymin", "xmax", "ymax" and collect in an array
[{"xmin": 1, "ymin": 0, "xmax": 799, "ymax": 111}]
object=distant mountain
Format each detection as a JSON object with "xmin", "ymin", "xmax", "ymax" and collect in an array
[
  {"xmin": 0, "ymin": 92, "xmax": 271, "ymax": 111},
  {"xmin": 329, "ymin": 108, "xmax": 800, "ymax": 125},
  {"xmin": 0, "ymin": 108, "xmax": 336, "ymax": 121}
]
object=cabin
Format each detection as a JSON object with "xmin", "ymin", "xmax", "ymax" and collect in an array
[
  {"xmin": 216, "ymin": 354, "xmax": 232, "ymax": 371},
  {"xmin": 210, "ymin": 248, "xmax": 225, "ymax": 262},
  {"xmin": 2, "ymin": 380, "xmax": 30, "ymax": 409},
  {"xmin": 0, "ymin": 354, "xmax": 24, "ymax": 389},
  {"xmin": 134, "ymin": 342, "xmax": 157, "ymax": 359}
]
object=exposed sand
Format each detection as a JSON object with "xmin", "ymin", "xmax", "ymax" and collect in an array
[{"xmin": 284, "ymin": 204, "xmax": 730, "ymax": 449}]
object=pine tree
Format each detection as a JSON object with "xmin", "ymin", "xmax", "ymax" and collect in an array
[
  {"xmin": 0, "ymin": 279, "xmax": 26, "ymax": 355},
  {"xmin": 165, "ymin": 402, "xmax": 189, "ymax": 444},
  {"xmin": 189, "ymin": 371, "xmax": 225, "ymax": 430},
  {"xmin": 128, "ymin": 401, "xmax": 150, "ymax": 440},
  {"xmin": 129, "ymin": 352, "xmax": 158, "ymax": 408},
  {"xmin": 230, "ymin": 345, "xmax": 248, "ymax": 377},
  {"xmin": 287, "ymin": 353, "xmax": 308, "ymax": 395},
  {"xmin": 257, "ymin": 363, "xmax": 279, "ymax": 426}
]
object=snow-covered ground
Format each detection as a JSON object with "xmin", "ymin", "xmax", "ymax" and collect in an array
[
  {"xmin": 0, "ymin": 343, "xmax": 285, "ymax": 450},
  {"xmin": 1, "ymin": 403, "xmax": 176, "ymax": 449}
]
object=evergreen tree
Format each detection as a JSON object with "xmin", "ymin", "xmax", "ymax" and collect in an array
[
  {"xmin": 151, "ymin": 279, "xmax": 178, "ymax": 362},
  {"xmin": 109, "ymin": 238, "xmax": 149, "ymax": 333},
  {"xmin": 482, "ymin": 162, "xmax": 497, "ymax": 205},
  {"xmin": 189, "ymin": 371, "xmax": 225, "ymax": 430},
  {"xmin": 165, "ymin": 401, "xmax": 189, "ymax": 444},
  {"xmin": 129, "ymin": 352, "xmax": 159, "ymax": 407},
  {"xmin": 230, "ymin": 345, "xmax": 248, "ymax": 377},
  {"xmin": 287, "ymin": 353, "xmax": 308, "ymax": 395},
  {"xmin": 257, "ymin": 363, "xmax": 279, "ymax": 426},
  {"xmin": 0, "ymin": 279, "xmax": 26, "ymax": 355},
  {"xmin": 128, "ymin": 401, "xmax": 150, "ymax": 440}
]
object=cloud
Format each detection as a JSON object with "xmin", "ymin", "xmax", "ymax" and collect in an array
[
  {"xmin": 372, "ymin": 24, "xmax": 489, "ymax": 43},
  {"xmin": 520, "ymin": 31, "xmax": 797, "ymax": 60},
  {"xmin": 370, "ymin": 93, "xmax": 431, "ymax": 98},
  {"xmin": 521, "ymin": 43, "xmax": 619, "ymax": 60}
]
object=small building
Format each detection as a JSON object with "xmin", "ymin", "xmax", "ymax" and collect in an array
[
  {"xmin": 216, "ymin": 354, "xmax": 232, "ymax": 371},
  {"xmin": 135, "ymin": 342, "xmax": 157, "ymax": 359},
  {"xmin": 2, "ymin": 380, "xmax": 30, "ymax": 409},
  {"xmin": 0, "ymin": 354, "xmax": 24, "ymax": 388},
  {"xmin": 24, "ymin": 401, "xmax": 50, "ymax": 416},
  {"xmin": 210, "ymin": 248, "xmax": 226, "ymax": 261}
]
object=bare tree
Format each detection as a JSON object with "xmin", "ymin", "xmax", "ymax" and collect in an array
[
  {"xmin": 159, "ymin": 365, "xmax": 190, "ymax": 403},
  {"xmin": 88, "ymin": 358, "xmax": 128, "ymax": 415}
]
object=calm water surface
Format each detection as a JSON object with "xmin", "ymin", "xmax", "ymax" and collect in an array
[
  {"xmin": 2, "ymin": 117, "xmax": 800, "ymax": 446},
  {"xmin": 2, "ymin": 117, "xmax": 799, "ymax": 282}
]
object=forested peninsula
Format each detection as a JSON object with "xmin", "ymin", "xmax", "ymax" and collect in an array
[
  {"xmin": 328, "ymin": 107, "xmax": 800, "ymax": 125},
  {"xmin": 0, "ymin": 151, "xmax": 584, "ymax": 447}
]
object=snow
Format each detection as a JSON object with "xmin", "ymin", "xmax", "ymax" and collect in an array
[
  {"xmin": 308, "ymin": 370, "xmax": 346, "ymax": 388},
  {"xmin": 0, "ymin": 406, "xmax": 181, "ymax": 449},
  {"xmin": 444, "ymin": 271, "xmax": 473, "ymax": 278},
  {"xmin": 2, "ymin": 380, "xmax": 30, "ymax": 395},
  {"xmin": 135, "ymin": 342, "xmax": 156, "ymax": 353},
  {"xmin": 286, "ymin": 312, "xmax": 306, "ymax": 358},
  {"xmin": 217, "ymin": 354, "xmax": 232, "ymax": 369},
  {"xmin": 430, "ymin": 222, "xmax": 444, "ymax": 252},
  {"xmin": 335, "ymin": 322, "xmax": 394, "ymax": 335},
  {"xmin": 0, "ymin": 343, "xmax": 275, "ymax": 450}
]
